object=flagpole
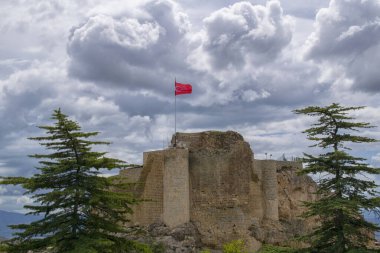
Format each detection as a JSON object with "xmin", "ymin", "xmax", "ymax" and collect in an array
[{"xmin": 174, "ymin": 78, "xmax": 177, "ymax": 148}]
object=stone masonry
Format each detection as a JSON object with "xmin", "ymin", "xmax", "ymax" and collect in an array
[
  {"xmin": 125, "ymin": 149, "xmax": 190, "ymax": 228},
  {"xmin": 119, "ymin": 131, "xmax": 318, "ymax": 251}
]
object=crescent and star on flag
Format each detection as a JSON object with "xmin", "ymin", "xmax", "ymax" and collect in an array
[{"xmin": 175, "ymin": 81, "xmax": 192, "ymax": 96}]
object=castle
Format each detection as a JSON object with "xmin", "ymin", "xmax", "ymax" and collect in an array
[{"xmin": 118, "ymin": 131, "xmax": 318, "ymax": 251}]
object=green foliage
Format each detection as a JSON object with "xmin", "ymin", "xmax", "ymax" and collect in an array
[
  {"xmin": 149, "ymin": 242, "xmax": 166, "ymax": 253},
  {"xmin": 346, "ymin": 249, "xmax": 380, "ymax": 253},
  {"xmin": 294, "ymin": 103, "xmax": 380, "ymax": 252},
  {"xmin": 223, "ymin": 239, "xmax": 247, "ymax": 253},
  {"xmin": 0, "ymin": 109, "xmax": 138, "ymax": 253},
  {"xmin": 0, "ymin": 242, "xmax": 9, "ymax": 253},
  {"xmin": 128, "ymin": 241, "xmax": 165, "ymax": 253},
  {"xmin": 258, "ymin": 244, "xmax": 297, "ymax": 253},
  {"xmin": 130, "ymin": 241, "xmax": 153, "ymax": 253}
]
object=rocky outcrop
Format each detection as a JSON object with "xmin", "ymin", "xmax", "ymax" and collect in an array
[
  {"xmin": 129, "ymin": 222, "xmax": 202, "ymax": 253},
  {"xmin": 119, "ymin": 131, "xmax": 319, "ymax": 251},
  {"xmin": 277, "ymin": 165, "xmax": 319, "ymax": 242},
  {"xmin": 249, "ymin": 166, "xmax": 318, "ymax": 247}
]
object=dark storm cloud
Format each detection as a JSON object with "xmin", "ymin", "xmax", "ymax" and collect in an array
[{"xmin": 305, "ymin": 0, "xmax": 380, "ymax": 92}]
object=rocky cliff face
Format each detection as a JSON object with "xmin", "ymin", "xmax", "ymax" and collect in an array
[
  {"xmin": 119, "ymin": 131, "xmax": 318, "ymax": 252},
  {"xmin": 249, "ymin": 165, "xmax": 318, "ymax": 247}
]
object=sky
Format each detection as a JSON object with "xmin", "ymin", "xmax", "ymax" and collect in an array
[{"xmin": 0, "ymin": 0, "xmax": 380, "ymax": 213}]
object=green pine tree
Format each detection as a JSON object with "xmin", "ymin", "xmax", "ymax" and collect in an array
[
  {"xmin": 1, "ymin": 109, "xmax": 138, "ymax": 253},
  {"xmin": 294, "ymin": 103, "xmax": 380, "ymax": 253}
]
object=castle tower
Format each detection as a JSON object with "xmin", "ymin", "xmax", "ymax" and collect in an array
[
  {"xmin": 130, "ymin": 148, "xmax": 190, "ymax": 228},
  {"xmin": 254, "ymin": 160, "xmax": 279, "ymax": 220}
]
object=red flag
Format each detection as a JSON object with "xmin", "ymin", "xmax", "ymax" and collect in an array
[{"xmin": 175, "ymin": 81, "xmax": 192, "ymax": 96}]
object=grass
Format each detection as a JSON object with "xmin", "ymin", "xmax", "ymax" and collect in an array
[{"xmin": 257, "ymin": 244, "xmax": 297, "ymax": 253}]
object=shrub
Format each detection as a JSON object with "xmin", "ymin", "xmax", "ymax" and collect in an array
[
  {"xmin": 131, "ymin": 241, "xmax": 166, "ymax": 253},
  {"xmin": 258, "ymin": 244, "xmax": 297, "ymax": 253},
  {"xmin": 150, "ymin": 242, "xmax": 165, "ymax": 253},
  {"xmin": 223, "ymin": 239, "xmax": 247, "ymax": 253},
  {"xmin": 0, "ymin": 243, "xmax": 9, "ymax": 253}
]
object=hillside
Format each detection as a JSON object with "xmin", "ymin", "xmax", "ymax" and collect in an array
[{"xmin": 0, "ymin": 210, "xmax": 40, "ymax": 239}]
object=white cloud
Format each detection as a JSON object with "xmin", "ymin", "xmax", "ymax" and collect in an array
[
  {"xmin": 67, "ymin": 0, "xmax": 192, "ymax": 93},
  {"xmin": 70, "ymin": 15, "xmax": 160, "ymax": 50},
  {"xmin": 0, "ymin": 186, "xmax": 7, "ymax": 194},
  {"xmin": 241, "ymin": 89, "xmax": 270, "ymax": 102},
  {"xmin": 304, "ymin": 0, "xmax": 380, "ymax": 92},
  {"xmin": 16, "ymin": 196, "xmax": 33, "ymax": 205},
  {"xmin": 0, "ymin": 0, "xmax": 380, "ymax": 213},
  {"xmin": 372, "ymin": 153, "xmax": 380, "ymax": 163},
  {"xmin": 305, "ymin": 0, "xmax": 380, "ymax": 58},
  {"xmin": 190, "ymin": 0, "xmax": 293, "ymax": 71}
]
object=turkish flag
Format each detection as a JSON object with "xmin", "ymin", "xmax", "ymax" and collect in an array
[{"xmin": 175, "ymin": 81, "xmax": 192, "ymax": 96}]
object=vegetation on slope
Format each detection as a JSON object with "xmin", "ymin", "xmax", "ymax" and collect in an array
[
  {"xmin": 0, "ymin": 109, "xmax": 138, "ymax": 253},
  {"xmin": 295, "ymin": 103, "xmax": 380, "ymax": 252}
]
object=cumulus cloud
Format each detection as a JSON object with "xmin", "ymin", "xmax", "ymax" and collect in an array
[
  {"xmin": 190, "ymin": 1, "xmax": 293, "ymax": 71},
  {"xmin": 179, "ymin": 0, "xmax": 311, "ymax": 108},
  {"xmin": 304, "ymin": 0, "xmax": 380, "ymax": 92},
  {"xmin": 67, "ymin": 0, "xmax": 299, "ymax": 108},
  {"xmin": 1, "ymin": 0, "xmax": 380, "ymax": 214},
  {"xmin": 0, "ymin": 0, "xmax": 87, "ymax": 63},
  {"xmin": 0, "ymin": 62, "xmax": 62, "ymax": 151},
  {"xmin": 67, "ymin": 0, "xmax": 192, "ymax": 93},
  {"xmin": 241, "ymin": 89, "xmax": 270, "ymax": 102}
]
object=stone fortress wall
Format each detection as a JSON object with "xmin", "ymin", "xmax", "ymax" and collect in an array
[
  {"xmin": 119, "ymin": 131, "xmax": 316, "ymax": 250},
  {"xmin": 122, "ymin": 149, "xmax": 190, "ymax": 227}
]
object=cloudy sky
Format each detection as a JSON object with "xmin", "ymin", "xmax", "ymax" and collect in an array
[{"xmin": 1, "ymin": 0, "xmax": 380, "ymax": 212}]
